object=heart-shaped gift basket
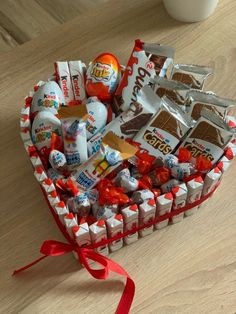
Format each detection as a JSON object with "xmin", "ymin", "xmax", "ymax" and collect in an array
[{"xmin": 16, "ymin": 39, "xmax": 236, "ymax": 313}]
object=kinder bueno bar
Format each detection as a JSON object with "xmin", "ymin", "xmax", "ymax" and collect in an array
[
  {"xmin": 55, "ymin": 61, "xmax": 74, "ymax": 105},
  {"xmin": 68, "ymin": 61, "xmax": 87, "ymax": 103},
  {"xmin": 64, "ymin": 212, "xmax": 78, "ymax": 238},
  {"xmin": 217, "ymin": 156, "xmax": 231, "ymax": 173},
  {"xmin": 202, "ymin": 167, "xmax": 222, "ymax": 197},
  {"xmin": 114, "ymin": 39, "xmax": 175, "ymax": 112},
  {"xmin": 47, "ymin": 190, "xmax": 60, "ymax": 207},
  {"xmin": 121, "ymin": 204, "xmax": 139, "ymax": 245},
  {"xmin": 131, "ymin": 189, "xmax": 154, "ymax": 204},
  {"xmin": 73, "ymin": 222, "xmax": 91, "ymax": 247},
  {"xmin": 171, "ymin": 183, "xmax": 188, "ymax": 223},
  {"xmin": 54, "ymin": 201, "xmax": 69, "ymax": 225},
  {"xmin": 171, "ymin": 64, "xmax": 213, "ymax": 90},
  {"xmin": 71, "ymin": 132, "xmax": 137, "ymax": 190},
  {"xmin": 89, "ymin": 220, "xmax": 109, "ymax": 256},
  {"xmin": 155, "ymin": 193, "xmax": 173, "ymax": 229},
  {"xmin": 106, "ymin": 214, "xmax": 124, "ymax": 252},
  {"xmin": 186, "ymin": 90, "xmax": 236, "ymax": 121},
  {"xmin": 42, "ymin": 178, "xmax": 56, "ymax": 193},
  {"xmin": 133, "ymin": 97, "xmax": 190, "ymax": 158},
  {"xmin": 87, "ymin": 85, "xmax": 161, "ymax": 155},
  {"xmin": 151, "ymin": 76, "xmax": 190, "ymax": 109},
  {"xmin": 34, "ymin": 166, "xmax": 47, "ymax": 182},
  {"xmin": 178, "ymin": 108, "xmax": 234, "ymax": 164},
  {"xmin": 139, "ymin": 199, "xmax": 156, "ymax": 237},
  {"xmin": 185, "ymin": 176, "xmax": 204, "ymax": 216}
]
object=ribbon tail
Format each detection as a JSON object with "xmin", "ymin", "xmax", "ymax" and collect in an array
[{"xmin": 12, "ymin": 255, "xmax": 47, "ymax": 276}]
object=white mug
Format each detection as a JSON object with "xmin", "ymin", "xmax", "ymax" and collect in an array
[{"xmin": 163, "ymin": 0, "xmax": 219, "ymax": 22}]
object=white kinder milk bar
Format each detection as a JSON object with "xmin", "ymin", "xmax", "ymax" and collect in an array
[
  {"xmin": 89, "ymin": 220, "xmax": 109, "ymax": 256},
  {"xmin": 55, "ymin": 61, "xmax": 74, "ymax": 105},
  {"xmin": 202, "ymin": 167, "xmax": 222, "ymax": 197},
  {"xmin": 185, "ymin": 176, "xmax": 204, "ymax": 216},
  {"xmin": 68, "ymin": 61, "xmax": 87, "ymax": 103},
  {"xmin": 155, "ymin": 193, "xmax": 173, "ymax": 229},
  {"xmin": 64, "ymin": 213, "xmax": 78, "ymax": 238},
  {"xmin": 139, "ymin": 199, "xmax": 156, "ymax": 237},
  {"xmin": 121, "ymin": 204, "xmax": 139, "ymax": 245},
  {"xmin": 217, "ymin": 156, "xmax": 231, "ymax": 173},
  {"xmin": 171, "ymin": 183, "xmax": 188, "ymax": 223},
  {"xmin": 73, "ymin": 222, "xmax": 91, "ymax": 247},
  {"xmin": 106, "ymin": 214, "xmax": 124, "ymax": 252},
  {"xmin": 54, "ymin": 201, "xmax": 69, "ymax": 225}
]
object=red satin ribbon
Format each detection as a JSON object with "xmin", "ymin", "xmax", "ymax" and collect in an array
[{"xmin": 13, "ymin": 181, "xmax": 221, "ymax": 314}]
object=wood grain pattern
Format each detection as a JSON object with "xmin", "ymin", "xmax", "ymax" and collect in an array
[{"xmin": 1, "ymin": 0, "xmax": 236, "ymax": 313}]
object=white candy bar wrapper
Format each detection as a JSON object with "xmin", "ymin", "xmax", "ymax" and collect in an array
[
  {"xmin": 42, "ymin": 178, "xmax": 56, "ymax": 193},
  {"xmin": 20, "ymin": 128, "xmax": 31, "ymax": 142},
  {"xmin": 202, "ymin": 167, "xmax": 222, "ymax": 197},
  {"xmin": 30, "ymin": 154, "xmax": 42, "ymax": 167},
  {"xmin": 34, "ymin": 166, "xmax": 47, "ymax": 182},
  {"xmin": 155, "ymin": 193, "xmax": 173, "ymax": 229},
  {"xmin": 171, "ymin": 183, "xmax": 188, "ymax": 223},
  {"xmin": 54, "ymin": 201, "xmax": 69, "ymax": 225},
  {"xmin": 21, "ymin": 105, "xmax": 30, "ymax": 116},
  {"xmin": 64, "ymin": 213, "xmax": 78, "ymax": 239},
  {"xmin": 227, "ymin": 141, "xmax": 236, "ymax": 157},
  {"xmin": 90, "ymin": 220, "xmax": 109, "ymax": 256},
  {"xmin": 20, "ymin": 115, "xmax": 30, "ymax": 129},
  {"xmin": 68, "ymin": 61, "xmax": 87, "ymax": 103},
  {"xmin": 121, "ymin": 204, "xmax": 139, "ymax": 245},
  {"xmin": 217, "ymin": 156, "xmax": 231, "ymax": 173},
  {"xmin": 55, "ymin": 61, "xmax": 74, "ymax": 105},
  {"xmin": 73, "ymin": 222, "xmax": 91, "ymax": 247},
  {"xmin": 47, "ymin": 191, "xmax": 60, "ymax": 207},
  {"xmin": 185, "ymin": 176, "xmax": 204, "ymax": 216},
  {"xmin": 106, "ymin": 214, "xmax": 124, "ymax": 252},
  {"xmin": 139, "ymin": 199, "xmax": 156, "ymax": 237}
]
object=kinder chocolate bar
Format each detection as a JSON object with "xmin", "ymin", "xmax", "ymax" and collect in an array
[
  {"xmin": 89, "ymin": 220, "xmax": 109, "ymax": 256},
  {"xmin": 68, "ymin": 61, "xmax": 87, "ymax": 104},
  {"xmin": 171, "ymin": 183, "xmax": 188, "ymax": 223},
  {"xmin": 202, "ymin": 167, "xmax": 222, "ymax": 197},
  {"xmin": 139, "ymin": 199, "xmax": 156, "ymax": 237},
  {"xmin": 121, "ymin": 204, "xmax": 139, "ymax": 245},
  {"xmin": 114, "ymin": 39, "xmax": 175, "ymax": 112},
  {"xmin": 155, "ymin": 193, "xmax": 173, "ymax": 229},
  {"xmin": 54, "ymin": 201, "xmax": 69, "ymax": 225},
  {"xmin": 42, "ymin": 178, "xmax": 56, "ymax": 193},
  {"xmin": 87, "ymin": 85, "xmax": 161, "ymax": 156},
  {"xmin": 47, "ymin": 190, "xmax": 60, "ymax": 207},
  {"xmin": 71, "ymin": 132, "xmax": 138, "ymax": 190},
  {"xmin": 73, "ymin": 222, "xmax": 91, "ymax": 247},
  {"xmin": 34, "ymin": 166, "xmax": 47, "ymax": 182},
  {"xmin": 217, "ymin": 156, "xmax": 231, "ymax": 173},
  {"xmin": 171, "ymin": 64, "xmax": 213, "ymax": 90},
  {"xmin": 151, "ymin": 76, "xmax": 190, "ymax": 110},
  {"xmin": 134, "ymin": 96, "xmax": 190, "ymax": 158},
  {"xmin": 106, "ymin": 214, "xmax": 124, "ymax": 252},
  {"xmin": 64, "ymin": 212, "xmax": 78, "ymax": 238},
  {"xmin": 178, "ymin": 108, "xmax": 234, "ymax": 164},
  {"xmin": 186, "ymin": 90, "xmax": 236, "ymax": 121},
  {"xmin": 185, "ymin": 176, "xmax": 204, "ymax": 216},
  {"xmin": 54, "ymin": 61, "xmax": 74, "ymax": 105}
]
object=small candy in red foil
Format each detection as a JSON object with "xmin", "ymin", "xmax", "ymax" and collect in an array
[
  {"xmin": 149, "ymin": 167, "xmax": 171, "ymax": 186},
  {"xmin": 151, "ymin": 188, "xmax": 162, "ymax": 199},
  {"xmin": 195, "ymin": 155, "xmax": 212, "ymax": 172},
  {"xmin": 136, "ymin": 151, "xmax": 156, "ymax": 175},
  {"xmin": 224, "ymin": 147, "xmax": 234, "ymax": 160},
  {"xmin": 178, "ymin": 147, "xmax": 192, "ymax": 163},
  {"xmin": 138, "ymin": 175, "xmax": 153, "ymax": 190}
]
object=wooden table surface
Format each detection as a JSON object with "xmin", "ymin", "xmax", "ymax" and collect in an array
[{"xmin": 1, "ymin": 0, "xmax": 236, "ymax": 313}]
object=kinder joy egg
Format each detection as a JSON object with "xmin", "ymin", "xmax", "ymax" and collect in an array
[
  {"xmin": 86, "ymin": 97, "xmax": 108, "ymax": 139},
  {"xmin": 31, "ymin": 81, "xmax": 65, "ymax": 117},
  {"xmin": 31, "ymin": 111, "xmax": 62, "ymax": 154},
  {"xmin": 86, "ymin": 53, "xmax": 121, "ymax": 101}
]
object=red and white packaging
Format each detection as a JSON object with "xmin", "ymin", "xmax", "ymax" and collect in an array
[
  {"xmin": 185, "ymin": 176, "xmax": 204, "ymax": 216},
  {"xmin": 139, "ymin": 199, "xmax": 156, "ymax": 237},
  {"xmin": 202, "ymin": 167, "xmax": 222, "ymax": 197},
  {"xmin": 34, "ymin": 166, "xmax": 47, "ymax": 182},
  {"xmin": 121, "ymin": 204, "xmax": 139, "ymax": 245},
  {"xmin": 54, "ymin": 61, "xmax": 74, "ymax": 105},
  {"xmin": 42, "ymin": 178, "xmax": 56, "ymax": 193},
  {"xmin": 155, "ymin": 193, "xmax": 173, "ymax": 229},
  {"xmin": 90, "ymin": 220, "xmax": 109, "ymax": 256},
  {"xmin": 21, "ymin": 128, "xmax": 31, "ymax": 142},
  {"xmin": 106, "ymin": 214, "xmax": 124, "ymax": 252},
  {"xmin": 73, "ymin": 222, "xmax": 91, "ymax": 247},
  {"xmin": 227, "ymin": 142, "xmax": 236, "ymax": 157},
  {"xmin": 54, "ymin": 201, "xmax": 69, "ymax": 224},
  {"xmin": 171, "ymin": 183, "xmax": 188, "ymax": 223},
  {"xmin": 217, "ymin": 156, "xmax": 231, "ymax": 173},
  {"xmin": 20, "ymin": 115, "xmax": 30, "ymax": 129},
  {"xmin": 64, "ymin": 213, "xmax": 78, "ymax": 238},
  {"xmin": 68, "ymin": 61, "xmax": 87, "ymax": 104},
  {"xmin": 47, "ymin": 190, "xmax": 60, "ymax": 207}
]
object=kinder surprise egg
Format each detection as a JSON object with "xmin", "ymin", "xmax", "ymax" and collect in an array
[
  {"xmin": 86, "ymin": 97, "xmax": 108, "ymax": 139},
  {"xmin": 31, "ymin": 81, "xmax": 65, "ymax": 116},
  {"xmin": 31, "ymin": 111, "xmax": 62, "ymax": 151},
  {"xmin": 86, "ymin": 53, "xmax": 121, "ymax": 101}
]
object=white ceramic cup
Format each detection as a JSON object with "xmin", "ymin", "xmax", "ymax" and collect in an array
[{"xmin": 163, "ymin": 0, "xmax": 219, "ymax": 22}]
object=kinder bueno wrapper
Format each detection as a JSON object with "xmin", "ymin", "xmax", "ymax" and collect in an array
[
  {"xmin": 133, "ymin": 96, "xmax": 190, "ymax": 158},
  {"xmin": 155, "ymin": 193, "xmax": 173, "ymax": 229},
  {"xmin": 71, "ymin": 132, "xmax": 138, "ymax": 190},
  {"xmin": 178, "ymin": 108, "xmax": 234, "ymax": 164},
  {"xmin": 114, "ymin": 39, "xmax": 175, "ymax": 112},
  {"xmin": 171, "ymin": 64, "xmax": 213, "ymax": 90},
  {"xmin": 68, "ymin": 61, "xmax": 87, "ymax": 104},
  {"xmin": 86, "ymin": 53, "xmax": 121, "ymax": 102},
  {"xmin": 31, "ymin": 81, "xmax": 65, "ymax": 116},
  {"xmin": 121, "ymin": 204, "xmax": 139, "ymax": 245},
  {"xmin": 87, "ymin": 85, "xmax": 161, "ymax": 156},
  {"xmin": 131, "ymin": 189, "xmax": 154, "ymax": 204},
  {"xmin": 106, "ymin": 214, "xmax": 124, "ymax": 252},
  {"xmin": 185, "ymin": 176, "xmax": 204, "ymax": 216},
  {"xmin": 186, "ymin": 90, "xmax": 236, "ymax": 121},
  {"xmin": 139, "ymin": 199, "xmax": 156, "ymax": 237},
  {"xmin": 55, "ymin": 61, "xmax": 74, "ymax": 105},
  {"xmin": 90, "ymin": 220, "xmax": 109, "ymax": 256},
  {"xmin": 202, "ymin": 167, "xmax": 221, "ymax": 197},
  {"xmin": 171, "ymin": 183, "xmax": 188, "ymax": 223}
]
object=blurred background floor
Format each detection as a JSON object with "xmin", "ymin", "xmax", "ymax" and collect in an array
[{"xmin": 0, "ymin": 0, "xmax": 109, "ymax": 54}]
